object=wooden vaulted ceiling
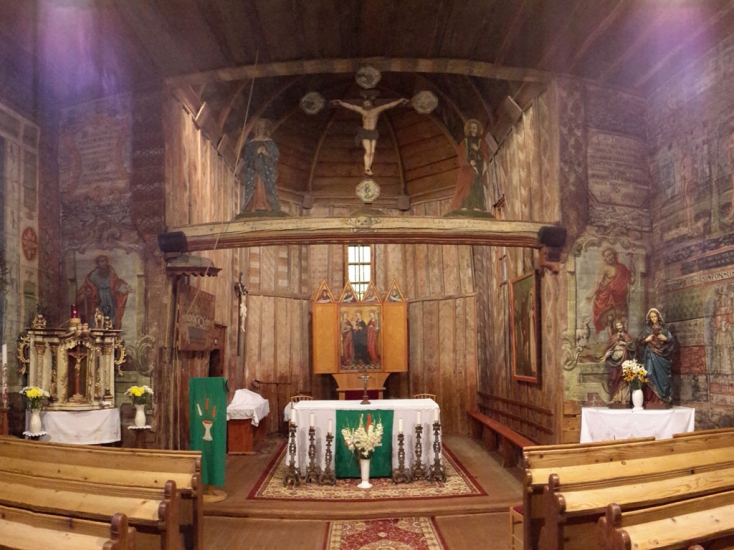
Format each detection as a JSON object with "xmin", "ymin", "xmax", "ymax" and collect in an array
[{"xmin": 2, "ymin": 0, "xmax": 733, "ymax": 205}]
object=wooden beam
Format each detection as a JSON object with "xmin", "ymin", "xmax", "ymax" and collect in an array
[
  {"xmin": 494, "ymin": 0, "xmax": 534, "ymax": 66},
  {"xmin": 536, "ymin": 0, "xmax": 586, "ymax": 70},
  {"xmin": 567, "ymin": 0, "xmax": 631, "ymax": 72},
  {"xmin": 166, "ymin": 57, "xmax": 552, "ymax": 88},
  {"xmin": 168, "ymin": 217, "xmax": 548, "ymax": 251}
]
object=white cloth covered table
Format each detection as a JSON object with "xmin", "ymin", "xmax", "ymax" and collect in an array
[
  {"xmin": 579, "ymin": 406, "xmax": 695, "ymax": 443},
  {"xmin": 27, "ymin": 408, "xmax": 121, "ymax": 444},
  {"xmin": 226, "ymin": 389, "xmax": 270, "ymax": 426},
  {"xmin": 291, "ymin": 398, "xmax": 441, "ymax": 471}
]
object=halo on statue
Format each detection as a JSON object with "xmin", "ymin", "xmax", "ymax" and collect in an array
[
  {"xmin": 356, "ymin": 65, "xmax": 381, "ymax": 89},
  {"xmin": 356, "ymin": 178, "xmax": 380, "ymax": 204}
]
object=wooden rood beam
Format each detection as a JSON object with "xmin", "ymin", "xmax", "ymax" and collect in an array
[{"xmin": 166, "ymin": 57, "xmax": 552, "ymax": 88}]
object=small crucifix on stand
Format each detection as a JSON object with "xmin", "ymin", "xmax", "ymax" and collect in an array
[
  {"xmin": 68, "ymin": 345, "xmax": 88, "ymax": 403},
  {"xmin": 359, "ymin": 370, "xmax": 371, "ymax": 405}
]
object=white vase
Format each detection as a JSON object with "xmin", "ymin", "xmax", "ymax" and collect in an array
[
  {"xmin": 29, "ymin": 408, "xmax": 43, "ymax": 434},
  {"xmin": 631, "ymin": 389, "xmax": 644, "ymax": 411},
  {"xmin": 134, "ymin": 404, "xmax": 147, "ymax": 427},
  {"xmin": 358, "ymin": 458, "xmax": 372, "ymax": 489}
]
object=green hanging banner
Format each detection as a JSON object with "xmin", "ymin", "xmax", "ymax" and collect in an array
[
  {"xmin": 189, "ymin": 377, "xmax": 228, "ymax": 486},
  {"xmin": 335, "ymin": 410, "xmax": 393, "ymax": 478}
]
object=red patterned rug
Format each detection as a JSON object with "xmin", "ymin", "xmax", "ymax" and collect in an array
[
  {"xmin": 249, "ymin": 443, "xmax": 485, "ymax": 501},
  {"xmin": 324, "ymin": 517, "xmax": 447, "ymax": 550}
]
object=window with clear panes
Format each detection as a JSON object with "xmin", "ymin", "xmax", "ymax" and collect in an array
[{"xmin": 346, "ymin": 245, "xmax": 373, "ymax": 300}]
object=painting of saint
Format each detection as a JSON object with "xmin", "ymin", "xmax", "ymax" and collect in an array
[
  {"xmin": 76, "ymin": 254, "xmax": 133, "ymax": 330},
  {"xmin": 339, "ymin": 306, "xmax": 382, "ymax": 370},
  {"xmin": 451, "ymin": 119, "xmax": 490, "ymax": 211},
  {"xmin": 586, "ymin": 248, "xmax": 636, "ymax": 334},
  {"xmin": 340, "ymin": 312, "xmax": 354, "ymax": 366},
  {"xmin": 510, "ymin": 272, "xmax": 539, "ymax": 382},
  {"xmin": 240, "ymin": 118, "xmax": 281, "ymax": 214}
]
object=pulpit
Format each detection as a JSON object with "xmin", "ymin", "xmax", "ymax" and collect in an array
[{"xmin": 17, "ymin": 315, "xmax": 125, "ymax": 410}]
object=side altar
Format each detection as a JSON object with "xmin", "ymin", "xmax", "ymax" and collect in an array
[{"xmin": 17, "ymin": 314, "xmax": 126, "ymax": 411}]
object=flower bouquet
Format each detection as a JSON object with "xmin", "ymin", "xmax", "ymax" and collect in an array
[
  {"xmin": 621, "ymin": 359, "xmax": 649, "ymax": 391},
  {"xmin": 341, "ymin": 413, "xmax": 384, "ymax": 459},
  {"xmin": 20, "ymin": 386, "xmax": 50, "ymax": 410},
  {"xmin": 125, "ymin": 385, "xmax": 154, "ymax": 406}
]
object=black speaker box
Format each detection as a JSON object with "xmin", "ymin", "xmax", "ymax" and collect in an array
[
  {"xmin": 158, "ymin": 231, "xmax": 188, "ymax": 254},
  {"xmin": 537, "ymin": 226, "xmax": 567, "ymax": 248}
]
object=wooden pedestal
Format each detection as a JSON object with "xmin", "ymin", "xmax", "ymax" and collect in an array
[{"xmin": 227, "ymin": 418, "xmax": 266, "ymax": 455}]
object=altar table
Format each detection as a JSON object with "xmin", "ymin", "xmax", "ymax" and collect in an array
[
  {"xmin": 579, "ymin": 406, "xmax": 695, "ymax": 443},
  {"xmin": 26, "ymin": 408, "xmax": 121, "ymax": 444},
  {"xmin": 292, "ymin": 398, "xmax": 441, "ymax": 477}
]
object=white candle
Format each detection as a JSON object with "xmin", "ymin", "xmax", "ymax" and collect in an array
[
  {"xmin": 1, "ymin": 344, "xmax": 7, "ymax": 407},
  {"xmin": 328, "ymin": 419, "xmax": 333, "ymax": 434},
  {"xmin": 416, "ymin": 411, "xmax": 421, "ymax": 424},
  {"xmin": 290, "ymin": 408, "xmax": 296, "ymax": 424},
  {"xmin": 398, "ymin": 418, "xmax": 403, "ymax": 433},
  {"xmin": 310, "ymin": 413, "xmax": 314, "ymax": 428},
  {"xmin": 434, "ymin": 408, "xmax": 439, "ymax": 423}
]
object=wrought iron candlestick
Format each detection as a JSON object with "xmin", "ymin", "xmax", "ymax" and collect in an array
[
  {"xmin": 410, "ymin": 423, "xmax": 428, "ymax": 481},
  {"xmin": 318, "ymin": 432, "xmax": 336, "ymax": 485},
  {"xmin": 305, "ymin": 426, "xmax": 322, "ymax": 483},
  {"xmin": 429, "ymin": 421, "xmax": 447, "ymax": 482},
  {"xmin": 283, "ymin": 420, "xmax": 301, "ymax": 487},
  {"xmin": 391, "ymin": 431, "xmax": 412, "ymax": 484}
]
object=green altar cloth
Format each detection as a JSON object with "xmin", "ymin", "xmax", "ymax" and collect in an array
[
  {"xmin": 189, "ymin": 377, "xmax": 228, "ymax": 486},
  {"xmin": 335, "ymin": 409, "xmax": 393, "ymax": 478}
]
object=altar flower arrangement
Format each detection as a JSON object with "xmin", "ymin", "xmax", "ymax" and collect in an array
[
  {"xmin": 622, "ymin": 360, "xmax": 649, "ymax": 391},
  {"xmin": 20, "ymin": 386, "xmax": 50, "ymax": 410},
  {"xmin": 125, "ymin": 385, "xmax": 153, "ymax": 406},
  {"xmin": 341, "ymin": 413, "xmax": 384, "ymax": 459}
]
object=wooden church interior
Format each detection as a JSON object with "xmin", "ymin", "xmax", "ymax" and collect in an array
[{"xmin": 2, "ymin": 1, "xmax": 734, "ymax": 548}]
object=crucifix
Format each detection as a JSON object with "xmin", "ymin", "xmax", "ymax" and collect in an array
[
  {"xmin": 234, "ymin": 275, "xmax": 248, "ymax": 356},
  {"xmin": 68, "ymin": 345, "xmax": 88, "ymax": 403},
  {"xmin": 359, "ymin": 370, "xmax": 371, "ymax": 405}
]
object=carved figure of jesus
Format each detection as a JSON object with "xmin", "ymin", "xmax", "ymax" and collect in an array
[{"xmin": 331, "ymin": 97, "xmax": 409, "ymax": 176}]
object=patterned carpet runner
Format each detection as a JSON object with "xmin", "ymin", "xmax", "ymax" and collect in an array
[
  {"xmin": 249, "ymin": 443, "xmax": 485, "ymax": 501},
  {"xmin": 325, "ymin": 517, "xmax": 446, "ymax": 550}
]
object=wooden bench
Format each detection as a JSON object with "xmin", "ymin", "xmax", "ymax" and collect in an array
[
  {"xmin": 597, "ymin": 492, "xmax": 734, "ymax": 550},
  {"xmin": 0, "ymin": 436, "xmax": 203, "ymax": 550},
  {"xmin": 536, "ymin": 429, "xmax": 734, "ymax": 550},
  {"xmin": 468, "ymin": 410, "xmax": 535, "ymax": 467},
  {"xmin": 0, "ymin": 505, "xmax": 136, "ymax": 550},
  {"xmin": 523, "ymin": 437, "xmax": 657, "ymax": 550}
]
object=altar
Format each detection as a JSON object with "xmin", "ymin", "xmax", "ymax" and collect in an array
[
  {"xmin": 579, "ymin": 406, "xmax": 696, "ymax": 443},
  {"xmin": 26, "ymin": 408, "xmax": 121, "ymax": 444},
  {"xmin": 292, "ymin": 398, "xmax": 441, "ymax": 477}
]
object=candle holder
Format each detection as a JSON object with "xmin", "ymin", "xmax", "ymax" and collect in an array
[
  {"xmin": 428, "ymin": 421, "xmax": 447, "ymax": 482},
  {"xmin": 305, "ymin": 426, "xmax": 322, "ymax": 483},
  {"xmin": 391, "ymin": 431, "xmax": 412, "ymax": 484},
  {"xmin": 318, "ymin": 432, "xmax": 337, "ymax": 486},
  {"xmin": 283, "ymin": 420, "xmax": 301, "ymax": 487},
  {"xmin": 410, "ymin": 424, "xmax": 428, "ymax": 481}
]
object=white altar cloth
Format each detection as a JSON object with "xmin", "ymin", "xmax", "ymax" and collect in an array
[
  {"xmin": 580, "ymin": 406, "xmax": 695, "ymax": 443},
  {"xmin": 291, "ymin": 398, "xmax": 441, "ymax": 471},
  {"xmin": 226, "ymin": 389, "xmax": 270, "ymax": 426},
  {"xmin": 26, "ymin": 408, "xmax": 121, "ymax": 444}
]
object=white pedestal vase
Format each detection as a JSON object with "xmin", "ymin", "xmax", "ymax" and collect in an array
[
  {"xmin": 358, "ymin": 458, "xmax": 372, "ymax": 489},
  {"xmin": 29, "ymin": 408, "xmax": 43, "ymax": 434},
  {"xmin": 631, "ymin": 389, "xmax": 644, "ymax": 411},
  {"xmin": 134, "ymin": 404, "xmax": 147, "ymax": 427}
]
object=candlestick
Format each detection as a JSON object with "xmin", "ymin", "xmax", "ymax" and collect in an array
[
  {"xmin": 398, "ymin": 418, "xmax": 403, "ymax": 433},
  {"xmin": 416, "ymin": 411, "xmax": 421, "ymax": 424},
  {"xmin": 310, "ymin": 413, "xmax": 314, "ymax": 428},
  {"xmin": 328, "ymin": 419, "xmax": 333, "ymax": 434}
]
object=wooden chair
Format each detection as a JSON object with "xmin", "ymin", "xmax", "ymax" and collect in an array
[
  {"xmin": 413, "ymin": 393, "xmax": 436, "ymax": 400},
  {"xmin": 290, "ymin": 395, "xmax": 313, "ymax": 403}
]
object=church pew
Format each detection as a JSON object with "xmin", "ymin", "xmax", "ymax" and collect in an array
[
  {"xmin": 535, "ymin": 430, "xmax": 734, "ymax": 550},
  {"xmin": 467, "ymin": 410, "xmax": 535, "ymax": 467},
  {"xmin": 0, "ymin": 472, "xmax": 180, "ymax": 550},
  {"xmin": 523, "ymin": 436, "xmax": 655, "ymax": 550},
  {"xmin": 0, "ymin": 505, "xmax": 136, "ymax": 550},
  {"xmin": 597, "ymin": 492, "xmax": 734, "ymax": 550},
  {"xmin": 0, "ymin": 436, "xmax": 201, "ymax": 549}
]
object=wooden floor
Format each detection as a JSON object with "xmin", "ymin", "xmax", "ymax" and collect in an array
[{"xmin": 203, "ymin": 434, "xmax": 522, "ymax": 549}]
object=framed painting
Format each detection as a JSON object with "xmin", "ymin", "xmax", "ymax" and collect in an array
[{"xmin": 509, "ymin": 271, "xmax": 540, "ymax": 383}]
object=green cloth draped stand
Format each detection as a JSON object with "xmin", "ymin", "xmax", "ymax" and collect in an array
[
  {"xmin": 189, "ymin": 377, "xmax": 228, "ymax": 486},
  {"xmin": 335, "ymin": 410, "xmax": 393, "ymax": 478}
]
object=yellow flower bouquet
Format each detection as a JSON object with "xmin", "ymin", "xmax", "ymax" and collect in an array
[
  {"xmin": 125, "ymin": 385, "xmax": 154, "ymax": 406},
  {"xmin": 621, "ymin": 359, "xmax": 649, "ymax": 391},
  {"xmin": 21, "ymin": 386, "xmax": 50, "ymax": 410}
]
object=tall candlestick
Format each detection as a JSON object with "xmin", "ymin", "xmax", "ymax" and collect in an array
[
  {"xmin": 1, "ymin": 344, "xmax": 7, "ymax": 407},
  {"xmin": 328, "ymin": 419, "xmax": 333, "ymax": 434},
  {"xmin": 398, "ymin": 418, "xmax": 403, "ymax": 433},
  {"xmin": 310, "ymin": 413, "xmax": 315, "ymax": 428},
  {"xmin": 434, "ymin": 408, "xmax": 439, "ymax": 423},
  {"xmin": 416, "ymin": 411, "xmax": 421, "ymax": 424}
]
